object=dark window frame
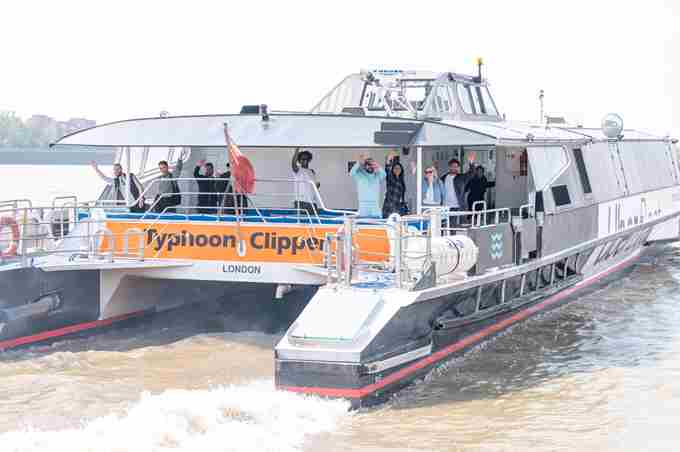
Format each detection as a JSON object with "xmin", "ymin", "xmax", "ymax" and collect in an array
[
  {"xmin": 551, "ymin": 184, "xmax": 572, "ymax": 207},
  {"xmin": 572, "ymin": 148, "xmax": 593, "ymax": 195}
]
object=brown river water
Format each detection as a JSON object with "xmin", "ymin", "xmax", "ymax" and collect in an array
[{"xmin": 1, "ymin": 165, "xmax": 680, "ymax": 451}]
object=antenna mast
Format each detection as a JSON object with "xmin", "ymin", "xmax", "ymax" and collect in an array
[{"xmin": 539, "ymin": 89, "xmax": 544, "ymax": 124}]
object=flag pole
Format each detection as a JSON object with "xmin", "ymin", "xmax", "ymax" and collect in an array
[{"xmin": 224, "ymin": 122, "xmax": 246, "ymax": 256}]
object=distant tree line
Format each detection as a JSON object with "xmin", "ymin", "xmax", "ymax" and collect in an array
[{"xmin": 0, "ymin": 111, "xmax": 96, "ymax": 148}]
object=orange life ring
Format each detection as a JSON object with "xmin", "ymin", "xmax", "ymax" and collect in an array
[{"xmin": 0, "ymin": 216, "xmax": 19, "ymax": 257}]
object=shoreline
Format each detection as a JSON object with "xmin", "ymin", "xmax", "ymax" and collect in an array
[{"xmin": 0, "ymin": 148, "xmax": 113, "ymax": 165}]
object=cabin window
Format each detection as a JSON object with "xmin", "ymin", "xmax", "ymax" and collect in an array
[
  {"xmin": 551, "ymin": 185, "xmax": 571, "ymax": 207},
  {"xmin": 469, "ymin": 86, "xmax": 482, "ymax": 114},
  {"xmin": 474, "ymin": 86, "xmax": 490, "ymax": 115},
  {"xmin": 481, "ymin": 87, "xmax": 499, "ymax": 116},
  {"xmin": 457, "ymin": 84, "xmax": 474, "ymax": 114},
  {"xmin": 572, "ymin": 148, "xmax": 593, "ymax": 194},
  {"xmin": 433, "ymin": 85, "xmax": 452, "ymax": 113},
  {"xmin": 363, "ymin": 79, "xmax": 434, "ymax": 112}
]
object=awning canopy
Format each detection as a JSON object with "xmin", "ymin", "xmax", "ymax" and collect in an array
[
  {"xmin": 52, "ymin": 113, "xmax": 497, "ymax": 149},
  {"xmin": 53, "ymin": 112, "xmax": 668, "ymax": 150}
]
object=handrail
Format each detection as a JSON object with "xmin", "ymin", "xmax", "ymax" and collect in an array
[
  {"xmin": 123, "ymin": 228, "xmax": 145, "ymax": 260},
  {"xmin": 90, "ymin": 228, "xmax": 114, "ymax": 262},
  {"xmin": 127, "ymin": 176, "xmax": 356, "ymax": 218},
  {"xmin": 519, "ymin": 203, "xmax": 535, "ymax": 219}
]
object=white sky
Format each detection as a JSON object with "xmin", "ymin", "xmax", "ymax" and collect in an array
[{"xmin": 1, "ymin": 0, "xmax": 678, "ymax": 136}]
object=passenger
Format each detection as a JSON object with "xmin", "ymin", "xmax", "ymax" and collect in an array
[
  {"xmin": 422, "ymin": 166, "xmax": 444, "ymax": 207},
  {"xmin": 465, "ymin": 165, "xmax": 495, "ymax": 211},
  {"xmin": 440, "ymin": 158, "xmax": 472, "ymax": 225},
  {"xmin": 193, "ymin": 159, "xmax": 218, "ymax": 214},
  {"xmin": 91, "ymin": 161, "xmax": 145, "ymax": 212},
  {"xmin": 382, "ymin": 152, "xmax": 406, "ymax": 218},
  {"xmin": 350, "ymin": 153, "xmax": 386, "ymax": 218},
  {"xmin": 152, "ymin": 159, "xmax": 182, "ymax": 213},
  {"xmin": 291, "ymin": 149, "xmax": 320, "ymax": 216}
]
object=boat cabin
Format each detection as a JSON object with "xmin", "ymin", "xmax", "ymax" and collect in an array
[{"xmin": 53, "ymin": 70, "xmax": 679, "ymax": 273}]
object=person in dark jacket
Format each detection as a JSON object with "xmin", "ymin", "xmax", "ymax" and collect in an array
[
  {"xmin": 465, "ymin": 165, "xmax": 495, "ymax": 210},
  {"xmin": 382, "ymin": 153, "xmax": 406, "ymax": 218},
  {"xmin": 193, "ymin": 159, "xmax": 218, "ymax": 214},
  {"xmin": 152, "ymin": 159, "xmax": 182, "ymax": 213}
]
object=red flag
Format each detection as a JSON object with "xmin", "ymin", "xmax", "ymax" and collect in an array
[{"xmin": 223, "ymin": 123, "xmax": 255, "ymax": 194}]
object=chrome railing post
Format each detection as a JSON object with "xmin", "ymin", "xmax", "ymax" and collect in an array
[
  {"xmin": 429, "ymin": 209, "xmax": 441, "ymax": 238},
  {"xmin": 342, "ymin": 217, "xmax": 353, "ymax": 287},
  {"xmin": 20, "ymin": 208, "xmax": 28, "ymax": 267},
  {"xmin": 324, "ymin": 233, "xmax": 332, "ymax": 284},
  {"xmin": 394, "ymin": 219, "xmax": 403, "ymax": 289},
  {"xmin": 124, "ymin": 228, "xmax": 144, "ymax": 260}
]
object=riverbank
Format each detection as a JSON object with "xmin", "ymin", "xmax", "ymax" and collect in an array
[{"xmin": 0, "ymin": 147, "xmax": 113, "ymax": 165}]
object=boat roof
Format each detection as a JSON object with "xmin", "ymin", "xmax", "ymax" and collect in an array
[{"xmin": 52, "ymin": 113, "xmax": 669, "ymax": 150}]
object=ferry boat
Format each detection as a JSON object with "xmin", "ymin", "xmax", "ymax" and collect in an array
[{"xmin": 0, "ymin": 65, "xmax": 678, "ymax": 408}]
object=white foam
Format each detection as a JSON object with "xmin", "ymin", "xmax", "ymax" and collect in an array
[{"xmin": 0, "ymin": 379, "xmax": 350, "ymax": 452}]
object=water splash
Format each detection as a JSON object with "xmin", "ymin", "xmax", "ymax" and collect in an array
[{"xmin": 0, "ymin": 380, "xmax": 350, "ymax": 452}]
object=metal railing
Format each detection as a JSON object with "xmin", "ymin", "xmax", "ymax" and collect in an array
[
  {"xmin": 100, "ymin": 176, "xmax": 357, "ymax": 222},
  {"xmin": 0, "ymin": 202, "xmax": 146, "ymax": 266},
  {"xmin": 322, "ymin": 201, "xmax": 530, "ymax": 291}
]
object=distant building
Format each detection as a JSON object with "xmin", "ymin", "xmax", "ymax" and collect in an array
[
  {"xmin": 59, "ymin": 118, "xmax": 97, "ymax": 135},
  {"xmin": 25, "ymin": 114, "xmax": 57, "ymax": 131},
  {"xmin": 0, "ymin": 113, "xmax": 97, "ymax": 147}
]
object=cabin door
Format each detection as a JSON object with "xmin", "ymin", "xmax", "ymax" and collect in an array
[{"xmin": 495, "ymin": 147, "xmax": 529, "ymax": 210}]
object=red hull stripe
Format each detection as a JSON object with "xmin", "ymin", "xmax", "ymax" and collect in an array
[
  {"xmin": 278, "ymin": 250, "xmax": 642, "ymax": 399},
  {"xmin": 0, "ymin": 310, "xmax": 147, "ymax": 351}
]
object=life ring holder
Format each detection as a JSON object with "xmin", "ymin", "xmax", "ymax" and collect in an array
[{"xmin": 0, "ymin": 216, "xmax": 20, "ymax": 257}]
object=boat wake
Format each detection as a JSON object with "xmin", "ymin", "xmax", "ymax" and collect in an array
[{"xmin": 0, "ymin": 379, "xmax": 350, "ymax": 452}]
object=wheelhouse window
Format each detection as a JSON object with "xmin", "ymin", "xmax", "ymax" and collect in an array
[
  {"xmin": 480, "ymin": 87, "xmax": 499, "ymax": 116},
  {"xmin": 469, "ymin": 86, "xmax": 482, "ymax": 114},
  {"xmin": 362, "ymin": 79, "xmax": 434, "ymax": 112},
  {"xmin": 432, "ymin": 85, "xmax": 453, "ymax": 113},
  {"xmin": 572, "ymin": 148, "xmax": 593, "ymax": 195},
  {"xmin": 457, "ymin": 83, "xmax": 474, "ymax": 114}
]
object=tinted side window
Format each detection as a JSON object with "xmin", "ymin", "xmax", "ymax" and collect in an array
[
  {"xmin": 551, "ymin": 184, "xmax": 571, "ymax": 206},
  {"xmin": 573, "ymin": 148, "xmax": 593, "ymax": 194},
  {"xmin": 457, "ymin": 84, "xmax": 474, "ymax": 114}
]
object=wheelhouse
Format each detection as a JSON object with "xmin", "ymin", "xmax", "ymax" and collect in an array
[{"xmin": 311, "ymin": 69, "xmax": 502, "ymax": 121}]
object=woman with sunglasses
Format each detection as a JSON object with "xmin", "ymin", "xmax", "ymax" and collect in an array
[{"xmin": 422, "ymin": 166, "xmax": 444, "ymax": 207}]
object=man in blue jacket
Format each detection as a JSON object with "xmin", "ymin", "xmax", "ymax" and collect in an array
[{"xmin": 350, "ymin": 154, "xmax": 386, "ymax": 218}]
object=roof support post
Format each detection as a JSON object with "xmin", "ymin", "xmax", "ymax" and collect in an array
[
  {"xmin": 124, "ymin": 146, "xmax": 131, "ymax": 207},
  {"xmin": 416, "ymin": 146, "xmax": 423, "ymax": 215}
]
